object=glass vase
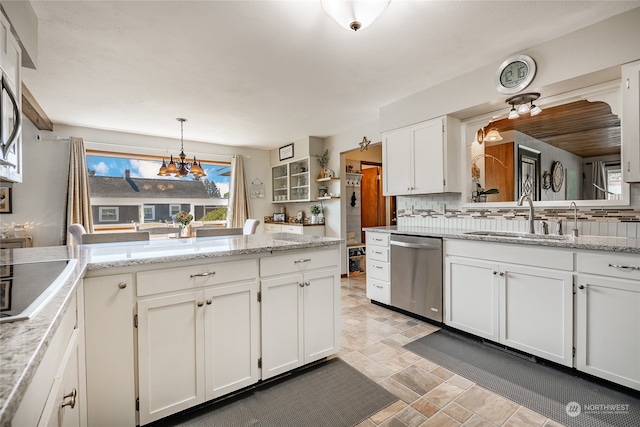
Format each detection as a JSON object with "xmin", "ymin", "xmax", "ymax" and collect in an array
[{"xmin": 179, "ymin": 224, "xmax": 190, "ymax": 238}]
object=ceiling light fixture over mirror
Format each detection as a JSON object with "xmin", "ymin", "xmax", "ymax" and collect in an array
[
  {"xmin": 506, "ymin": 92, "xmax": 542, "ymax": 119},
  {"xmin": 321, "ymin": 0, "xmax": 391, "ymax": 31},
  {"xmin": 157, "ymin": 118, "xmax": 206, "ymax": 178}
]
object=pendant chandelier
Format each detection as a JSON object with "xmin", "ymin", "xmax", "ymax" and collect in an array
[{"xmin": 157, "ymin": 118, "xmax": 206, "ymax": 178}]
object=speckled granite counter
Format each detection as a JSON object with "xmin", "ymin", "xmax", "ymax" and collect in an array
[
  {"xmin": 0, "ymin": 233, "xmax": 342, "ymax": 425},
  {"xmin": 363, "ymin": 226, "xmax": 640, "ymax": 253}
]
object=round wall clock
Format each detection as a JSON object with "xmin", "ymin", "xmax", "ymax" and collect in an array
[
  {"xmin": 495, "ymin": 54, "xmax": 537, "ymax": 95},
  {"xmin": 551, "ymin": 161, "xmax": 564, "ymax": 192}
]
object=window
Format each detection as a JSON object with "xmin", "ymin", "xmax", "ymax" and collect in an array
[
  {"xmin": 144, "ymin": 205, "xmax": 156, "ymax": 221},
  {"xmin": 99, "ymin": 207, "xmax": 119, "ymax": 222},
  {"xmin": 605, "ymin": 164, "xmax": 622, "ymax": 200},
  {"xmin": 169, "ymin": 204, "xmax": 181, "ymax": 218},
  {"xmin": 86, "ymin": 151, "xmax": 231, "ymax": 229}
]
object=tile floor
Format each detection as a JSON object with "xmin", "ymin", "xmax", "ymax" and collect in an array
[{"xmin": 337, "ymin": 274, "xmax": 565, "ymax": 427}]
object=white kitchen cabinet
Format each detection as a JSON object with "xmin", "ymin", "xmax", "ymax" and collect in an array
[
  {"xmin": 444, "ymin": 239, "xmax": 574, "ymax": 367},
  {"xmin": 263, "ymin": 222, "xmax": 325, "ymax": 236},
  {"xmin": 83, "ymin": 273, "xmax": 136, "ymax": 427},
  {"xmin": 365, "ymin": 231, "xmax": 390, "ymax": 304},
  {"xmin": 13, "ymin": 291, "xmax": 84, "ymax": 427},
  {"xmin": 260, "ymin": 248, "xmax": 341, "ymax": 380},
  {"xmin": 622, "ymin": 60, "xmax": 640, "ymax": 183},
  {"xmin": 136, "ymin": 260, "xmax": 260, "ymax": 425},
  {"xmin": 576, "ymin": 251, "xmax": 640, "ymax": 391},
  {"xmin": 445, "ymin": 256, "xmax": 500, "ymax": 342},
  {"xmin": 0, "ymin": 11, "xmax": 23, "ymax": 183},
  {"xmin": 272, "ymin": 157, "xmax": 323, "ymax": 203},
  {"xmin": 382, "ymin": 116, "xmax": 460, "ymax": 196}
]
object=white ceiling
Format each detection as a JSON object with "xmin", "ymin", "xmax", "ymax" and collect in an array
[{"xmin": 20, "ymin": 1, "xmax": 640, "ymax": 150}]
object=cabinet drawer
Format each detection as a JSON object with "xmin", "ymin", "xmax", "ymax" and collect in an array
[
  {"xmin": 264, "ymin": 224, "xmax": 281, "ymax": 233},
  {"xmin": 366, "ymin": 279, "xmax": 390, "ymax": 304},
  {"xmin": 282, "ymin": 225, "xmax": 303, "ymax": 234},
  {"xmin": 366, "ymin": 260, "xmax": 390, "ymax": 282},
  {"xmin": 137, "ymin": 259, "xmax": 259, "ymax": 296},
  {"xmin": 366, "ymin": 232, "xmax": 389, "ymax": 247},
  {"xmin": 260, "ymin": 248, "xmax": 339, "ymax": 277},
  {"xmin": 367, "ymin": 246, "xmax": 389, "ymax": 262},
  {"xmin": 576, "ymin": 251, "xmax": 640, "ymax": 281}
]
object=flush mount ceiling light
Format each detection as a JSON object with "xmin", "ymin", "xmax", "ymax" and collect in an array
[
  {"xmin": 157, "ymin": 118, "xmax": 206, "ymax": 178},
  {"xmin": 321, "ymin": 0, "xmax": 391, "ymax": 31},
  {"xmin": 505, "ymin": 92, "xmax": 542, "ymax": 120}
]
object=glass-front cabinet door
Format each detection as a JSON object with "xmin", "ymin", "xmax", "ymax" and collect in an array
[
  {"xmin": 272, "ymin": 164, "xmax": 288, "ymax": 202},
  {"xmin": 289, "ymin": 158, "xmax": 310, "ymax": 201}
]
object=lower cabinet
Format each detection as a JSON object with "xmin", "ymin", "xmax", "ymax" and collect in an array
[
  {"xmin": 260, "ymin": 248, "xmax": 341, "ymax": 380},
  {"xmin": 136, "ymin": 280, "xmax": 260, "ymax": 425},
  {"xmin": 444, "ymin": 240, "xmax": 574, "ymax": 367},
  {"xmin": 83, "ymin": 274, "xmax": 136, "ymax": 427},
  {"xmin": 575, "ymin": 251, "xmax": 640, "ymax": 391},
  {"xmin": 13, "ymin": 290, "xmax": 84, "ymax": 427}
]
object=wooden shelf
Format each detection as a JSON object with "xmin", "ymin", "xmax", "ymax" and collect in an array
[
  {"xmin": 316, "ymin": 196, "xmax": 340, "ymax": 200},
  {"xmin": 316, "ymin": 177, "xmax": 340, "ymax": 182}
]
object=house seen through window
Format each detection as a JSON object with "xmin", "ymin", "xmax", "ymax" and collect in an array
[{"xmin": 86, "ymin": 152, "xmax": 231, "ymax": 230}]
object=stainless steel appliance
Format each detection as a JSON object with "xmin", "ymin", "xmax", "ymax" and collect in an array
[{"xmin": 390, "ymin": 234, "xmax": 442, "ymax": 322}]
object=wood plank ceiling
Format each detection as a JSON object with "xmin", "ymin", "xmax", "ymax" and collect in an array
[{"xmin": 486, "ymin": 100, "xmax": 620, "ymax": 158}]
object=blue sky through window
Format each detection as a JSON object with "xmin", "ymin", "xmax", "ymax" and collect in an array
[{"xmin": 87, "ymin": 155, "xmax": 231, "ymax": 196}]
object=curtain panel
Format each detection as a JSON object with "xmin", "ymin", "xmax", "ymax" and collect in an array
[
  {"xmin": 66, "ymin": 137, "xmax": 94, "ymax": 243},
  {"xmin": 228, "ymin": 155, "xmax": 250, "ymax": 228}
]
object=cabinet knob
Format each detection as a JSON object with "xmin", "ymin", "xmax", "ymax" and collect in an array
[
  {"xmin": 578, "ymin": 285, "xmax": 585, "ymax": 290},
  {"xmin": 61, "ymin": 388, "xmax": 77, "ymax": 409},
  {"xmin": 118, "ymin": 282, "xmax": 127, "ymax": 289},
  {"xmin": 299, "ymin": 282, "xmax": 305, "ymax": 288},
  {"xmin": 492, "ymin": 271, "xmax": 497, "ymax": 275},
  {"xmin": 305, "ymin": 281, "xmax": 310, "ymax": 287},
  {"xmin": 197, "ymin": 301, "xmax": 204, "ymax": 307},
  {"xmin": 206, "ymin": 299, "xmax": 212, "ymax": 305},
  {"xmin": 499, "ymin": 272, "xmax": 504, "ymax": 277}
]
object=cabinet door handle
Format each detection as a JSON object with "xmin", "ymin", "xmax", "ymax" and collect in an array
[
  {"xmin": 374, "ymin": 284, "xmax": 383, "ymax": 289},
  {"xmin": 206, "ymin": 299, "xmax": 212, "ymax": 305},
  {"xmin": 1, "ymin": 72, "xmax": 23, "ymax": 159},
  {"xmin": 197, "ymin": 301, "xmax": 204, "ymax": 307},
  {"xmin": 118, "ymin": 282, "xmax": 127, "ymax": 289},
  {"xmin": 294, "ymin": 259, "xmax": 311, "ymax": 264},
  {"xmin": 608, "ymin": 263, "xmax": 640, "ymax": 271},
  {"xmin": 191, "ymin": 271, "xmax": 216, "ymax": 278},
  {"xmin": 61, "ymin": 388, "xmax": 77, "ymax": 409}
]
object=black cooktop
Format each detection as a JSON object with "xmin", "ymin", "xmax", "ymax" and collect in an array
[{"xmin": 0, "ymin": 259, "xmax": 72, "ymax": 322}]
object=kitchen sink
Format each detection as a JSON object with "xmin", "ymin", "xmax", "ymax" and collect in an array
[{"xmin": 464, "ymin": 230, "xmax": 571, "ymax": 241}]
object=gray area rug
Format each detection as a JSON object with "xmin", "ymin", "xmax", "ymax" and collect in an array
[
  {"xmin": 405, "ymin": 329, "xmax": 640, "ymax": 427},
  {"xmin": 154, "ymin": 358, "xmax": 397, "ymax": 427}
]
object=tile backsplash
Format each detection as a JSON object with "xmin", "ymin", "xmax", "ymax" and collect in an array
[{"xmin": 396, "ymin": 184, "xmax": 640, "ymax": 239}]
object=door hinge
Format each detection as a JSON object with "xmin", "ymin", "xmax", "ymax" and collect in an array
[
  {"xmin": 257, "ymin": 291, "xmax": 261, "ymax": 303},
  {"xmin": 573, "ymin": 347, "xmax": 576, "ymax": 357},
  {"xmin": 443, "ymin": 179, "xmax": 446, "ymax": 187},
  {"xmin": 134, "ymin": 314, "xmax": 138, "ymax": 328},
  {"xmin": 136, "ymin": 397, "xmax": 139, "ymax": 411},
  {"xmin": 258, "ymin": 358, "xmax": 262, "ymax": 369}
]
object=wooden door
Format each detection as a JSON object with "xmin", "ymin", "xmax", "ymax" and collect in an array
[
  {"xmin": 361, "ymin": 166, "xmax": 385, "ymax": 241},
  {"xmin": 485, "ymin": 142, "xmax": 514, "ymax": 202}
]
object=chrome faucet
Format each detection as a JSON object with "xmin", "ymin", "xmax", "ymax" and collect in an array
[
  {"xmin": 569, "ymin": 202, "xmax": 579, "ymax": 237},
  {"xmin": 517, "ymin": 194, "xmax": 535, "ymax": 234}
]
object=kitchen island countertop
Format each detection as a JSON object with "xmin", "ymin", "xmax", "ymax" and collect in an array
[{"xmin": 0, "ymin": 233, "xmax": 342, "ymax": 425}]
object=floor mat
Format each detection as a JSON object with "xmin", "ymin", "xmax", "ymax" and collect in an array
[
  {"xmin": 404, "ymin": 329, "xmax": 640, "ymax": 427},
  {"xmin": 153, "ymin": 358, "xmax": 398, "ymax": 427}
]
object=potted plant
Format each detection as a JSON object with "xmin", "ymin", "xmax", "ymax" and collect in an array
[
  {"xmin": 315, "ymin": 149, "xmax": 329, "ymax": 178},
  {"xmin": 310, "ymin": 204, "xmax": 321, "ymax": 224}
]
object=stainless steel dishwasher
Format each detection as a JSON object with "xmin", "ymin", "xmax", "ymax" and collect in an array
[{"xmin": 390, "ymin": 234, "xmax": 442, "ymax": 322}]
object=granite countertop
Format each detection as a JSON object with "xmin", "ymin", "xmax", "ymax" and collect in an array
[
  {"xmin": 0, "ymin": 233, "xmax": 342, "ymax": 425},
  {"xmin": 363, "ymin": 226, "xmax": 640, "ymax": 253}
]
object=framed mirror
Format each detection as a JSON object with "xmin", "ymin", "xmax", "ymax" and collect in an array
[{"xmin": 464, "ymin": 81, "xmax": 629, "ymax": 208}]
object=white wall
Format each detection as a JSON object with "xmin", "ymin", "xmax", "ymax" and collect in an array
[{"xmin": 7, "ymin": 122, "xmax": 273, "ymax": 247}]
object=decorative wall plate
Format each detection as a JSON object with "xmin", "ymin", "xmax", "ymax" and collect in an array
[{"xmin": 551, "ymin": 161, "xmax": 564, "ymax": 192}]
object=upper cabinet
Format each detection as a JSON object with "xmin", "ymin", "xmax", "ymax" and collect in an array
[
  {"xmin": 1, "ymin": 11, "xmax": 23, "ymax": 183},
  {"xmin": 271, "ymin": 137, "xmax": 325, "ymax": 203},
  {"xmin": 382, "ymin": 116, "xmax": 461, "ymax": 196},
  {"xmin": 622, "ymin": 60, "xmax": 640, "ymax": 183}
]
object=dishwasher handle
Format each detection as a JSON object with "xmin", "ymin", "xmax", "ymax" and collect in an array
[{"xmin": 390, "ymin": 240, "xmax": 440, "ymax": 250}]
